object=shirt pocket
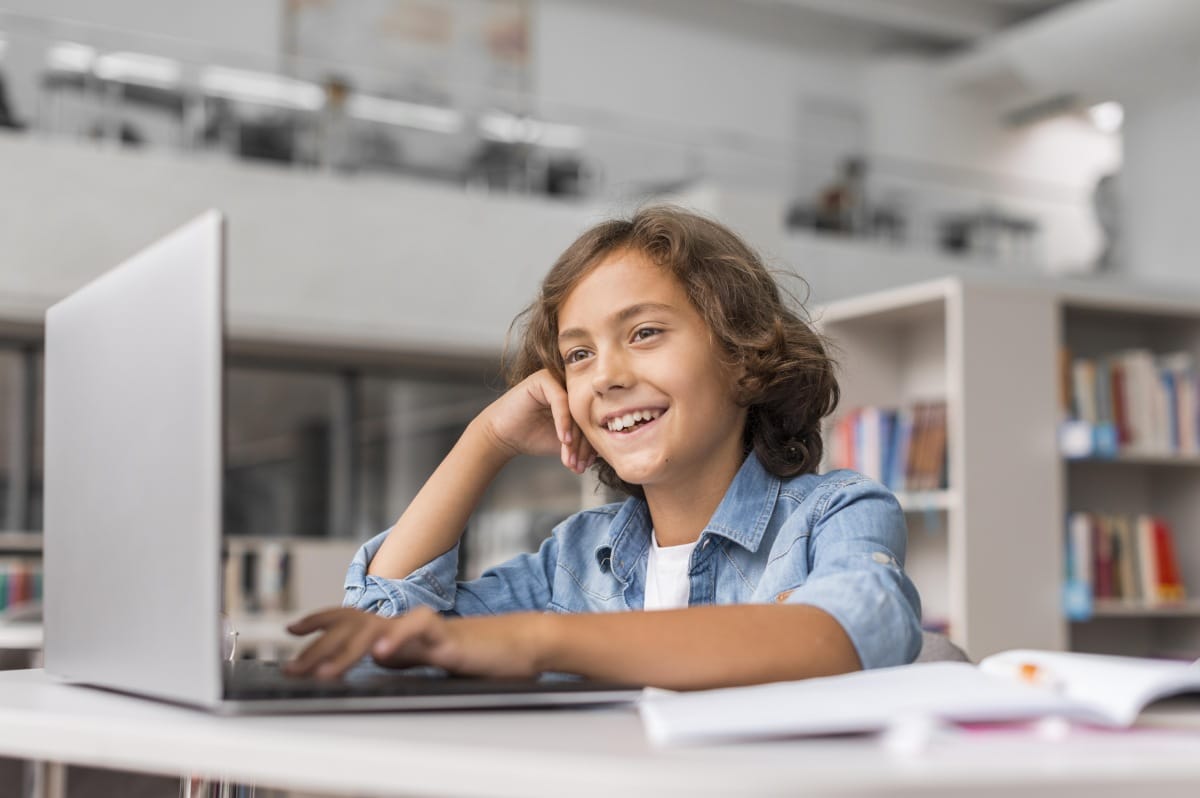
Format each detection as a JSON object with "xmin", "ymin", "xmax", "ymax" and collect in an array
[
  {"xmin": 550, "ymin": 560, "xmax": 625, "ymax": 612},
  {"xmin": 757, "ymin": 532, "xmax": 813, "ymax": 602}
]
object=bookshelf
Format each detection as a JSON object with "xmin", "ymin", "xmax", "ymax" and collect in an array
[
  {"xmin": 0, "ymin": 531, "xmax": 43, "ymax": 661},
  {"xmin": 820, "ymin": 275, "xmax": 1200, "ymax": 660},
  {"xmin": 817, "ymin": 277, "xmax": 1063, "ymax": 659},
  {"xmin": 1060, "ymin": 295, "xmax": 1200, "ymax": 659},
  {"xmin": 222, "ymin": 536, "xmax": 363, "ymax": 658}
]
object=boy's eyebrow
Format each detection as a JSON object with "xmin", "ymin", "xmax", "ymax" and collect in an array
[{"xmin": 558, "ymin": 302, "xmax": 676, "ymax": 344}]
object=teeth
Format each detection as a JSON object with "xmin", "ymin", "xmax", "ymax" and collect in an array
[{"xmin": 606, "ymin": 409, "xmax": 662, "ymax": 432}]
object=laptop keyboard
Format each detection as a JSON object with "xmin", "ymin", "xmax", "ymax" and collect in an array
[{"xmin": 223, "ymin": 659, "xmax": 627, "ymax": 701}]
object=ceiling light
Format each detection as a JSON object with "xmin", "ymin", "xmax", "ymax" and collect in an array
[
  {"xmin": 480, "ymin": 111, "xmax": 583, "ymax": 148},
  {"xmin": 200, "ymin": 67, "xmax": 323, "ymax": 111},
  {"xmin": 348, "ymin": 95, "xmax": 463, "ymax": 134},
  {"xmin": 94, "ymin": 52, "xmax": 181, "ymax": 89},
  {"xmin": 47, "ymin": 42, "xmax": 96, "ymax": 73},
  {"xmin": 1088, "ymin": 101, "xmax": 1123, "ymax": 133}
]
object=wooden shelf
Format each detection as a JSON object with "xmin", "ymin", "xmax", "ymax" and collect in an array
[
  {"xmin": 1066, "ymin": 453, "xmax": 1200, "ymax": 467},
  {"xmin": 0, "ymin": 531, "xmax": 42, "ymax": 553},
  {"xmin": 894, "ymin": 490, "xmax": 956, "ymax": 513},
  {"xmin": 1084, "ymin": 599, "xmax": 1200, "ymax": 619},
  {"xmin": 0, "ymin": 623, "xmax": 43, "ymax": 650}
]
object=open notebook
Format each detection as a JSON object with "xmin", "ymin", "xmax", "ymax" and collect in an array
[{"xmin": 639, "ymin": 649, "xmax": 1200, "ymax": 746}]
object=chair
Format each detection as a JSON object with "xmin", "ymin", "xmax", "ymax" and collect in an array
[{"xmin": 914, "ymin": 631, "xmax": 970, "ymax": 663}]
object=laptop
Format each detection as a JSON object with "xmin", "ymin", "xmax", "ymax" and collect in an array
[{"xmin": 42, "ymin": 211, "xmax": 641, "ymax": 713}]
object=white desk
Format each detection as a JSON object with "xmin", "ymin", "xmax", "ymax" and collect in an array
[{"xmin": 2, "ymin": 669, "xmax": 1200, "ymax": 797}]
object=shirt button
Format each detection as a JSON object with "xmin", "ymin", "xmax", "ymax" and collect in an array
[
  {"xmin": 701, "ymin": 540, "xmax": 709, "ymax": 549},
  {"xmin": 872, "ymin": 551, "xmax": 892, "ymax": 565},
  {"xmin": 775, "ymin": 589, "xmax": 794, "ymax": 603}
]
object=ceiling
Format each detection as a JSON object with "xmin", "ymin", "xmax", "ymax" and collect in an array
[
  {"xmin": 742, "ymin": 0, "xmax": 1078, "ymax": 48},
  {"xmin": 579, "ymin": 0, "xmax": 1081, "ymax": 57}
]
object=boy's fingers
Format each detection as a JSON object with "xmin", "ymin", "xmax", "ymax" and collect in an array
[
  {"xmin": 537, "ymin": 374, "xmax": 573, "ymax": 445},
  {"xmin": 315, "ymin": 624, "xmax": 386, "ymax": 679},
  {"xmin": 287, "ymin": 607, "xmax": 354, "ymax": 635},
  {"xmin": 374, "ymin": 608, "xmax": 441, "ymax": 661},
  {"xmin": 571, "ymin": 432, "xmax": 594, "ymax": 474},
  {"xmin": 284, "ymin": 622, "xmax": 361, "ymax": 676}
]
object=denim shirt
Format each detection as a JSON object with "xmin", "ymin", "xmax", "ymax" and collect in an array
[{"xmin": 343, "ymin": 453, "xmax": 923, "ymax": 670}]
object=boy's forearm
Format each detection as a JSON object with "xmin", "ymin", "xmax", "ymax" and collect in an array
[
  {"xmin": 367, "ymin": 419, "xmax": 512, "ymax": 580},
  {"xmin": 534, "ymin": 605, "xmax": 862, "ymax": 690}
]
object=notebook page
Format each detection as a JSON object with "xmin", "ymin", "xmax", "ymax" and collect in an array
[
  {"xmin": 639, "ymin": 662, "xmax": 1087, "ymax": 746},
  {"xmin": 980, "ymin": 649, "xmax": 1200, "ymax": 726}
]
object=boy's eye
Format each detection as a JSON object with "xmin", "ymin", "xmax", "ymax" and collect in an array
[
  {"xmin": 633, "ymin": 327, "xmax": 662, "ymax": 342},
  {"xmin": 563, "ymin": 349, "xmax": 591, "ymax": 365}
]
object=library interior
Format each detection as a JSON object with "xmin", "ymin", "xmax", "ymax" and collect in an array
[{"xmin": 3, "ymin": 1, "xmax": 1200, "ymax": 796}]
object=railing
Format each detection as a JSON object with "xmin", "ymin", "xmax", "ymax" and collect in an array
[{"xmin": 0, "ymin": 9, "xmax": 1105, "ymax": 271}]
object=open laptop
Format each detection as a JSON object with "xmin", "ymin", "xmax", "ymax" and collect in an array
[{"xmin": 42, "ymin": 211, "xmax": 641, "ymax": 713}]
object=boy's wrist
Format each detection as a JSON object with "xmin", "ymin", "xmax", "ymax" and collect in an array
[
  {"xmin": 464, "ymin": 416, "xmax": 519, "ymax": 469},
  {"xmin": 530, "ymin": 611, "xmax": 564, "ymax": 674}
]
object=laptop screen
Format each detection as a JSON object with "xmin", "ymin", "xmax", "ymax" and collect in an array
[{"xmin": 44, "ymin": 211, "xmax": 227, "ymax": 707}]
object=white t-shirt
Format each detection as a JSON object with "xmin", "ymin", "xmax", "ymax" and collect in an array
[{"xmin": 643, "ymin": 533, "xmax": 698, "ymax": 611}]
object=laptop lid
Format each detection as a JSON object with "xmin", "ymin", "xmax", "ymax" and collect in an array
[{"xmin": 44, "ymin": 211, "xmax": 225, "ymax": 707}]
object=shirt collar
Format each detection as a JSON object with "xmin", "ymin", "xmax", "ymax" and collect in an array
[{"xmin": 594, "ymin": 453, "xmax": 780, "ymax": 579}]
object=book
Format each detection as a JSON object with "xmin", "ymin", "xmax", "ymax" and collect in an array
[
  {"xmin": 1154, "ymin": 517, "xmax": 1186, "ymax": 602},
  {"xmin": 1066, "ymin": 349, "xmax": 1200, "ymax": 456},
  {"xmin": 826, "ymin": 403, "xmax": 946, "ymax": 494},
  {"xmin": 638, "ymin": 650, "xmax": 1200, "ymax": 746},
  {"xmin": 1064, "ymin": 512, "xmax": 1187, "ymax": 605}
]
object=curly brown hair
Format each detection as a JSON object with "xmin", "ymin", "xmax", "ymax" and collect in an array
[{"xmin": 505, "ymin": 205, "xmax": 839, "ymax": 497}]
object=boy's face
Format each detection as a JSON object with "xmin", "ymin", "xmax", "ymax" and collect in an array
[{"xmin": 557, "ymin": 249, "xmax": 747, "ymax": 494}]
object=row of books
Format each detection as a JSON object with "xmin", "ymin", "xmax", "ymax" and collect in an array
[
  {"xmin": 1061, "ymin": 348, "xmax": 1198, "ymax": 457},
  {"xmin": 1063, "ymin": 512, "xmax": 1186, "ymax": 617},
  {"xmin": 0, "ymin": 558, "xmax": 42, "ymax": 613},
  {"xmin": 826, "ymin": 402, "xmax": 948, "ymax": 492}
]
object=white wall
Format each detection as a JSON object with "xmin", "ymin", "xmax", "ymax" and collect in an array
[
  {"xmin": 533, "ymin": 0, "xmax": 867, "ymax": 196},
  {"xmin": 0, "ymin": 0, "xmax": 282, "ymax": 59},
  {"xmin": 1119, "ymin": 88, "xmax": 1200, "ymax": 288},
  {"xmin": 0, "ymin": 133, "xmax": 599, "ymax": 356},
  {"xmin": 864, "ymin": 56, "xmax": 1121, "ymax": 276}
]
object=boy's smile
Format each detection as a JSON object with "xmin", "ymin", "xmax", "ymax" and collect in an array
[{"xmin": 557, "ymin": 249, "xmax": 747, "ymax": 497}]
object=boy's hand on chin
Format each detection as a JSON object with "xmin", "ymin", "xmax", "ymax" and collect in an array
[
  {"xmin": 283, "ymin": 605, "xmax": 548, "ymax": 680},
  {"xmin": 478, "ymin": 369, "xmax": 595, "ymax": 475}
]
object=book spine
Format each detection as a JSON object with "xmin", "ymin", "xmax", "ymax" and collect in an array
[
  {"xmin": 1094, "ymin": 515, "xmax": 1113, "ymax": 600},
  {"xmin": 1152, "ymin": 518, "xmax": 1186, "ymax": 602},
  {"xmin": 1111, "ymin": 362, "xmax": 1130, "ymax": 447},
  {"xmin": 1072, "ymin": 358, "xmax": 1097, "ymax": 425},
  {"xmin": 893, "ymin": 407, "xmax": 913, "ymax": 492},
  {"xmin": 1136, "ymin": 515, "xmax": 1158, "ymax": 603},
  {"xmin": 1114, "ymin": 515, "xmax": 1140, "ymax": 601}
]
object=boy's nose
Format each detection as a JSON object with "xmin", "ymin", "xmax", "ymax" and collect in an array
[{"xmin": 591, "ymin": 350, "xmax": 633, "ymax": 394}]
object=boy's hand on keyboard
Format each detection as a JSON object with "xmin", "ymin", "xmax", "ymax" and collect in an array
[{"xmin": 283, "ymin": 605, "xmax": 549, "ymax": 680}]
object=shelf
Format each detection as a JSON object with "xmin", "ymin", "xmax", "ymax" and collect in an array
[
  {"xmin": 1065, "ymin": 453, "xmax": 1200, "ymax": 467},
  {"xmin": 227, "ymin": 612, "xmax": 307, "ymax": 648},
  {"xmin": 1083, "ymin": 599, "xmax": 1200, "ymax": 619},
  {"xmin": 0, "ymin": 531, "xmax": 43, "ymax": 552},
  {"xmin": 0, "ymin": 623, "xmax": 43, "ymax": 650},
  {"xmin": 894, "ymin": 490, "xmax": 956, "ymax": 513}
]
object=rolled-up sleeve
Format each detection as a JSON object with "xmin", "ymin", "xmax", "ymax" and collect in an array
[
  {"xmin": 342, "ymin": 529, "xmax": 462, "ymax": 617},
  {"xmin": 342, "ymin": 527, "xmax": 562, "ymax": 618},
  {"xmin": 781, "ymin": 478, "xmax": 922, "ymax": 669}
]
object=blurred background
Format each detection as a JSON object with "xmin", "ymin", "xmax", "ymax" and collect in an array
[{"xmin": 3, "ymin": 0, "xmax": 1200, "ymax": 667}]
